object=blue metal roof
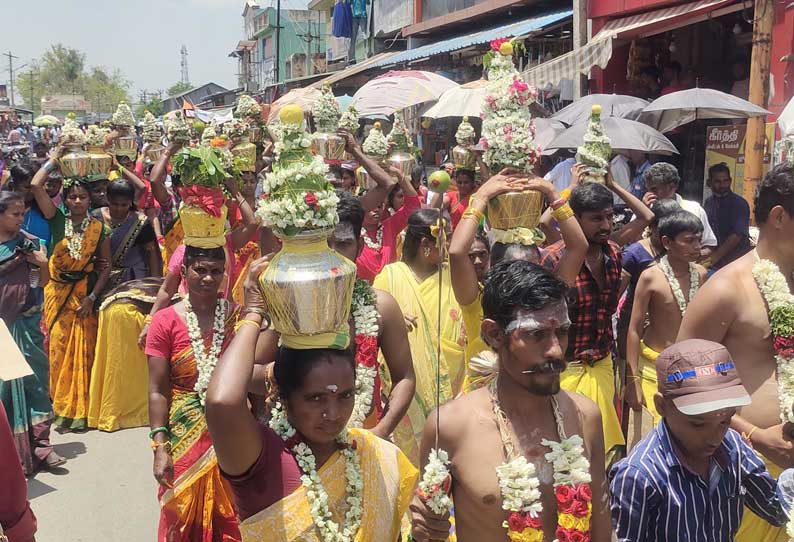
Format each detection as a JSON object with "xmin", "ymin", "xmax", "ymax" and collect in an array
[{"xmin": 373, "ymin": 10, "xmax": 573, "ymax": 69}]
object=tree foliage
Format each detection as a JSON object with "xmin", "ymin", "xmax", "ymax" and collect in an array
[
  {"xmin": 167, "ymin": 81, "xmax": 193, "ymax": 97},
  {"xmin": 135, "ymin": 97, "xmax": 165, "ymax": 119},
  {"xmin": 16, "ymin": 44, "xmax": 130, "ymax": 116}
]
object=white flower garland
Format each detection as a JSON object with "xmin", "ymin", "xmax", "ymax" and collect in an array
[
  {"xmin": 752, "ymin": 251, "xmax": 794, "ymax": 424},
  {"xmin": 183, "ymin": 295, "xmax": 228, "ymax": 407},
  {"xmin": 362, "ymin": 124, "xmax": 389, "ymax": 158},
  {"xmin": 455, "ymin": 117, "xmax": 476, "ymax": 146},
  {"xmin": 417, "ymin": 449, "xmax": 453, "ymax": 515},
  {"xmin": 268, "ymin": 401, "xmax": 364, "ymax": 542},
  {"xmin": 339, "ymin": 106, "xmax": 359, "ymax": 134},
  {"xmin": 542, "ymin": 434, "xmax": 593, "ymax": 487},
  {"xmin": 360, "ymin": 226, "xmax": 383, "ymax": 252},
  {"xmin": 658, "ymin": 255, "xmax": 699, "ymax": 316},
  {"xmin": 61, "ymin": 117, "xmax": 86, "ymax": 146},
  {"xmin": 64, "ymin": 215, "xmax": 92, "ymax": 261},
  {"xmin": 347, "ymin": 280, "xmax": 380, "ymax": 429},
  {"xmin": 496, "ymin": 455, "xmax": 543, "ymax": 517}
]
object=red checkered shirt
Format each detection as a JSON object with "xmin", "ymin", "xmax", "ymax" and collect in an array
[{"xmin": 540, "ymin": 240, "xmax": 622, "ymax": 364}]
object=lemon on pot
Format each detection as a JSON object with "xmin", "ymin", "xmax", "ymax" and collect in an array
[
  {"xmin": 499, "ymin": 41, "xmax": 514, "ymax": 56},
  {"xmin": 280, "ymin": 104, "xmax": 304, "ymax": 125}
]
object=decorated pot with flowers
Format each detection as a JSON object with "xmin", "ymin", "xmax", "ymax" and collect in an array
[
  {"xmin": 141, "ymin": 110, "xmax": 165, "ymax": 164},
  {"xmin": 339, "ymin": 105, "xmax": 360, "ymax": 160},
  {"xmin": 452, "ymin": 116, "xmax": 477, "ymax": 170},
  {"xmin": 575, "ymin": 104, "xmax": 611, "ymax": 184},
  {"xmin": 387, "ymin": 111, "xmax": 415, "ymax": 179},
  {"xmin": 84, "ymin": 124, "xmax": 113, "ymax": 176},
  {"xmin": 224, "ymin": 118, "xmax": 256, "ymax": 173},
  {"xmin": 59, "ymin": 115, "xmax": 90, "ymax": 178},
  {"xmin": 311, "ymin": 84, "xmax": 346, "ymax": 161},
  {"xmin": 357, "ymin": 121, "xmax": 390, "ymax": 189},
  {"xmin": 257, "ymin": 104, "xmax": 356, "ymax": 346},
  {"xmin": 236, "ymin": 94, "xmax": 265, "ymax": 144},
  {"xmin": 110, "ymin": 101, "xmax": 137, "ymax": 157},
  {"xmin": 165, "ymin": 112, "xmax": 192, "ymax": 145}
]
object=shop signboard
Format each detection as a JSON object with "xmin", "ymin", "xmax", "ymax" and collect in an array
[{"xmin": 703, "ymin": 123, "xmax": 775, "ymax": 200}]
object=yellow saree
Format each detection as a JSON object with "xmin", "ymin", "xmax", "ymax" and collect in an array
[
  {"xmin": 373, "ymin": 262, "xmax": 466, "ymax": 465},
  {"xmin": 239, "ymin": 428, "xmax": 418, "ymax": 542},
  {"xmin": 43, "ymin": 215, "xmax": 106, "ymax": 430}
]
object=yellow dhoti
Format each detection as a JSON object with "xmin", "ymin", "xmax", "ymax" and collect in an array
[
  {"xmin": 561, "ymin": 353, "xmax": 625, "ymax": 453},
  {"xmin": 736, "ymin": 455, "xmax": 787, "ymax": 542},
  {"xmin": 639, "ymin": 341, "xmax": 661, "ymax": 425}
]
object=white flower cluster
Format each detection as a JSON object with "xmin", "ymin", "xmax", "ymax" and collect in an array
[
  {"xmin": 223, "ymin": 118, "xmax": 250, "ymax": 140},
  {"xmin": 361, "ymin": 226, "xmax": 383, "ymax": 252},
  {"xmin": 362, "ymin": 124, "xmax": 389, "ymax": 158},
  {"xmin": 85, "ymin": 124, "xmax": 109, "ymax": 147},
  {"xmin": 752, "ymin": 252, "xmax": 794, "ymax": 424},
  {"xmin": 387, "ymin": 111, "xmax": 411, "ymax": 151},
  {"xmin": 480, "ymin": 51, "xmax": 539, "ymax": 172},
  {"xmin": 272, "ymin": 128, "xmax": 314, "ymax": 161},
  {"xmin": 64, "ymin": 215, "xmax": 92, "ymax": 260},
  {"xmin": 352, "ymin": 280, "xmax": 379, "ymax": 337},
  {"xmin": 200, "ymin": 121, "xmax": 218, "ymax": 145},
  {"xmin": 270, "ymin": 402, "xmax": 364, "ymax": 542},
  {"xmin": 256, "ymin": 189, "xmax": 339, "ymax": 233},
  {"xmin": 418, "ymin": 449, "xmax": 453, "ymax": 515},
  {"xmin": 61, "ymin": 117, "xmax": 86, "ymax": 147},
  {"xmin": 142, "ymin": 111, "xmax": 162, "ymax": 144},
  {"xmin": 236, "ymin": 94, "xmax": 262, "ymax": 120},
  {"xmin": 112, "ymin": 102, "xmax": 135, "ymax": 128},
  {"xmin": 658, "ymin": 255, "xmax": 699, "ymax": 316},
  {"xmin": 496, "ymin": 456, "xmax": 543, "ymax": 515},
  {"xmin": 348, "ymin": 365, "xmax": 377, "ymax": 429},
  {"xmin": 313, "ymin": 86, "xmax": 341, "ymax": 133},
  {"xmin": 165, "ymin": 113, "xmax": 191, "ymax": 143},
  {"xmin": 455, "ymin": 117, "xmax": 476, "ymax": 146},
  {"xmin": 542, "ymin": 435, "xmax": 592, "ymax": 487},
  {"xmin": 260, "ymin": 154, "xmax": 327, "ymax": 194},
  {"xmin": 339, "ymin": 106, "xmax": 360, "ymax": 134},
  {"xmin": 576, "ymin": 108, "xmax": 611, "ymax": 182},
  {"xmin": 183, "ymin": 295, "xmax": 228, "ymax": 407}
]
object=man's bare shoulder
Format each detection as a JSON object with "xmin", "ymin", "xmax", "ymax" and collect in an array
[
  {"xmin": 562, "ymin": 390, "xmax": 602, "ymax": 424},
  {"xmin": 696, "ymin": 253, "xmax": 753, "ymax": 300},
  {"xmin": 435, "ymin": 387, "xmax": 491, "ymax": 437}
]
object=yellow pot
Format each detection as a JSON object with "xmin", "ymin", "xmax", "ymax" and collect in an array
[
  {"xmin": 232, "ymin": 137, "xmax": 257, "ymax": 172},
  {"xmin": 180, "ymin": 203, "xmax": 228, "ymax": 248},
  {"xmin": 487, "ymin": 190, "xmax": 545, "ymax": 230}
]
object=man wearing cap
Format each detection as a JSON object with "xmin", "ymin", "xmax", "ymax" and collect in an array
[{"xmin": 609, "ymin": 339, "xmax": 790, "ymax": 542}]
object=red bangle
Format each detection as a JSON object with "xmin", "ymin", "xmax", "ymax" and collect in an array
[{"xmin": 550, "ymin": 197, "xmax": 567, "ymax": 210}]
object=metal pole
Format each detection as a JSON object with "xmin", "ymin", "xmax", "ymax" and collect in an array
[
  {"xmin": 5, "ymin": 51, "xmax": 20, "ymax": 107},
  {"xmin": 572, "ymin": 0, "xmax": 588, "ymax": 99},
  {"xmin": 275, "ymin": 0, "xmax": 282, "ymax": 84}
]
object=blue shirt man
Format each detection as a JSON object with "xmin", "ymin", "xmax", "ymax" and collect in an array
[{"xmin": 703, "ymin": 163, "xmax": 751, "ymax": 269}]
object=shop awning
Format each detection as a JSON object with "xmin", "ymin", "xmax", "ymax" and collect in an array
[
  {"xmin": 371, "ymin": 10, "xmax": 573, "ymax": 69},
  {"xmin": 311, "ymin": 52, "xmax": 399, "ymax": 88},
  {"xmin": 524, "ymin": 0, "xmax": 736, "ymax": 88}
]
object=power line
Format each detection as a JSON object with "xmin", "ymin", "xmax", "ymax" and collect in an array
[{"xmin": 4, "ymin": 51, "xmax": 20, "ymax": 107}]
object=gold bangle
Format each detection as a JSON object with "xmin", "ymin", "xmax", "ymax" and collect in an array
[
  {"xmin": 235, "ymin": 319, "xmax": 261, "ymax": 333},
  {"xmin": 551, "ymin": 203, "xmax": 574, "ymax": 222},
  {"xmin": 560, "ymin": 188, "xmax": 572, "ymax": 200},
  {"xmin": 144, "ymin": 315, "xmax": 153, "ymax": 325},
  {"xmin": 742, "ymin": 426, "xmax": 758, "ymax": 447},
  {"xmin": 462, "ymin": 207, "xmax": 485, "ymax": 224},
  {"xmin": 150, "ymin": 440, "xmax": 172, "ymax": 453}
]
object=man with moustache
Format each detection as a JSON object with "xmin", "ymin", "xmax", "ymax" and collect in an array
[
  {"xmin": 702, "ymin": 163, "xmax": 751, "ymax": 270},
  {"xmin": 410, "ymin": 260, "xmax": 611, "ymax": 542}
]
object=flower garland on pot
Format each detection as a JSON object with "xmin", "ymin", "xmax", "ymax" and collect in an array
[
  {"xmin": 348, "ymin": 279, "xmax": 380, "ymax": 429},
  {"xmin": 112, "ymin": 101, "xmax": 136, "ymax": 129},
  {"xmin": 183, "ymin": 295, "xmax": 228, "ymax": 406},
  {"xmin": 361, "ymin": 122, "xmax": 389, "ymax": 160},
  {"xmin": 455, "ymin": 117, "xmax": 476, "ymax": 147},
  {"xmin": 142, "ymin": 110, "xmax": 162, "ymax": 145},
  {"xmin": 85, "ymin": 124, "xmax": 110, "ymax": 147},
  {"xmin": 387, "ymin": 111, "xmax": 411, "ymax": 152},
  {"xmin": 575, "ymin": 105, "xmax": 611, "ymax": 184},
  {"xmin": 64, "ymin": 214, "xmax": 93, "ymax": 260},
  {"xmin": 236, "ymin": 94, "xmax": 262, "ymax": 120},
  {"xmin": 752, "ymin": 251, "xmax": 794, "ymax": 424},
  {"xmin": 313, "ymin": 83, "xmax": 341, "ymax": 133},
  {"xmin": 658, "ymin": 255, "xmax": 699, "ymax": 316},
  {"xmin": 61, "ymin": 115, "xmax": 86, "ymax": 146},
  {"xmin": 339, "ymin": 106, "xmax": 360, "ymax": 134},
  {"xmin": 165, "ymin": 112, "xmax": 192, "ymax": 144},
  {"xmin": 268, "ymin": 402, "xmax": 364, "ymax": 542}
]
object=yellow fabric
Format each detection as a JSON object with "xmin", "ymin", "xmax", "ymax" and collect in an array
[
  {"xmin": 736, "ymin": 455, "xmax": 787, "ymax": 542},
  {"xmin": 281, "ymin": 331, "xmax": 351, "ymax": 350},
  {"xmin": 238, "ymin": 428, "xmax": 419, "ymax": 542},
  {"xmin": 231, "ymin": 241, "xmax": 260, "ymax": 306},
  {"xmin": 639, "ymin": 340, "xmax": 661, "ymax": 425},
  {"xmin": 162, "ymin": 218, "xmax": 185, "ymax": 274},
  {"xmin": 44, "ymin": 219, "xmax": 103, "ymax": 430},
  {"xmin": 373, "ymin": 262, "xmax": 465, "ymax": 465},
  {"xmin": 87, "ymin": 302, "xmax": 149, "ymax": 432},
  {"xmin": 460, "ymin": 290, "xmax": 489, "ymax": 369},
  {"xmin": 183, "ymin": 234, "xmax": 226, "ymax": 249},
  {"xmin": 560, "ymin": 353, "xmax": 625, "ymax": 453}
]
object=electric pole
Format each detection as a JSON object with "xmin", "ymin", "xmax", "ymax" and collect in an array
[
  {"xmin": 27, "ymin": 67, "xmax": 38, "ymax": 115},
  {"xmin": 275, "ymin": 0, "xmax": 281, "ymax": 85},
  {"xmin": 180, "ymin": 45, "xmax": 190, "ymax": 85},
  {"xmin": 5, "ymin": 51, "xmax": 20, "ymax": 107}
]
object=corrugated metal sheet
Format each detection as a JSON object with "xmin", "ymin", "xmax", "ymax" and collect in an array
[{"xmin": 373, "ymin": 10, "xmax": 573, "ymax": 68}]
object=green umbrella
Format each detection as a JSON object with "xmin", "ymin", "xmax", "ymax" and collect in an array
[{"xmin": 34, "ymin": 115, "xmax": 61, "ymax": 127}]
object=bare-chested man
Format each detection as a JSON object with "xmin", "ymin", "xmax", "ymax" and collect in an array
[
  {"xmin": 678, "ymin": 163, "xmax": 794, "ymax": 542},
  {"xmin": 410, "ymin": 260, "xmax": 610, "ymax": 542},
  {"xmin": 626, "ymin": 210, "xmax": 708, "ymax": 424}
]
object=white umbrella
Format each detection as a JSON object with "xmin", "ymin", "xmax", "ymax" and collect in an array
[
  {"xmin": 545, "ymin": 116, "xmax": 678, "ymax": 155},
  {"xmin": 779, "ymin": 95, "xmax": 794, "ymax": 138},
  {"xmin": 533, "ymin": 118, "xmax": 566, "ymax": 151},
  {"xmin": 552, "ymin": 94, "xmax": 649, "ymax": 126},
  {"xmin": 267, "ymin": 87, "xmax": 323, "ymax": 122},
  {"xmin": 422, "ymin": 80, "xmax": 487, "ymax": 119},
  {"xmin": 640, "ymin": 87, "xmax": 770, "ymax": 134},
  {"xmin": 351, "ymin": 70, "xmax": 458, "ymax": 116}
]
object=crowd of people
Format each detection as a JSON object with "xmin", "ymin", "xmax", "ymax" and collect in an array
[{"xmin": 1, "ymin": 112, "xmax": 793, "ymax": 542}]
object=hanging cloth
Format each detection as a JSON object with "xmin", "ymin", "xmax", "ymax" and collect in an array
[{"xmin": 332, "ymin": 0, "xmax": 353, "ymax": 38}]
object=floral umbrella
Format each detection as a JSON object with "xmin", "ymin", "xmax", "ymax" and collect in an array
[
  {"xmin": 33, "ymin": 115, "xmax": 61, "ymax": 127},
  {"xmin": 267, "ymin": 87, "xmax": 323, "ymax": 122},
  {"xmin": 351, "ymin": 70, "xmax": 459, "ymax": 116}
]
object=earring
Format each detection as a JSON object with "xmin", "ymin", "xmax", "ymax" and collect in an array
[{"xmin": 424, "ymin": 247, "xmax": 431, "ymax": 258}]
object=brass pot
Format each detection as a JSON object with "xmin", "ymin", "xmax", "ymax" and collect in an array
[
  {"xmin": 487, "ymin": 190, "xmax": 545, "ymax": 230},
  {"xmin": 231, "ymin": 137, "xmax": 257, "ymax": 172},
  {"xmin": 60, "ymin": 145, "xmax": 90, "ymax": 178},
  {"xmin": 311, "ymin": 132, "xmax": 346, "ymax": 161},
  {"xmin": 452, "ymin": 145, "xmax": 476, "ymax": 170},
  {"xmin": 355, "ymin": 166, "xmax": 376, "ymax": 193},
  {"xmin": 249, "ymin": 125, "xmax": 264, "ymax": 144},
  {"xmin": 387, "ymin": 150, "xmax": 415, "ymax": 180},
  {"xmin": 258, "ymin": 229, "xmax": 356, "ymax": 341},
  {"xmin": 145, "ymin": 145, "xmax": 166, "ymax": 164},
  {"xmin": 181, "ymin": 203, "xmax": 228, "ymax": 248},
  {"xmin": 86, "ymin": 146, "xmax": 113, "ymax": 176},
  {"xmin": 112, "ymin": 134, "xmax": 138, "ymax": 158}
]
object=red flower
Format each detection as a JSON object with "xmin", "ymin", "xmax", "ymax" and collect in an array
[
  {"xmin": 524, "ymin": 515, "xmax": 542, "ymax": 529},
  {"xmin": 490, "ymin": 38, "xmax": 509, "ymax": 51},
  {"xmin": 774, "ymin": 336, "xmax": 794, "ymax": 357},
  {"xmin": 569, "ymin": 531, "xmax": 590, "ymax": 542},
  {"xmin": 556, "ymin": 527, "xmax": 573, "ymax": 542},
  {"xmin": 569, "ymin": 499, "xmax": 590, "ymax": 518},
  {"xmin": 355, "ymin": 336, "xmax": 379, "ymax": 368},
  {"xmin": 507, "ymin": 512, "xmax": 526, "ymax": 532},
  {"xmin": 304, "ymin": 192, "xmax": 319, "ymax": 208},
  {"xmin": 556, "ymin": 485, "xmax": 576, "ymax": 512}
]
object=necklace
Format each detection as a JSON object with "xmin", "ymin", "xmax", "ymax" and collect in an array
[
  {"xmin": 268, "ymin": 403, "xmax": 364, "ymax": 542},
  {"xmin": 348, "ymin": 279, "xmax": 379, "ymax": 428},
  {"xmin": 64, "ymin": 215, "xmax": 92, "ymax": 260},
  {"xmin": 489, "ymin": 379, "xmax": 593, "ymax": 542},
  {"xmin": 183, "ymin": 295, "xmax": 228, "ymax": 407},
  {"xmin": 361, "ymin": 226, "xmax": 383, "ymax": 252},
  {"xmin": 658, "ymin": 255, "xmax": 699, "ymax": 315}
]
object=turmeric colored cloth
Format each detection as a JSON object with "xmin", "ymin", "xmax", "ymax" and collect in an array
[
  {"xmin": 736, "ymin": 455, "xmax": 787, "ymax": 542},
  {"xmin": 146, "ymin": 304, "xmax": 242, "ymax": 542},
  {"xmin": 373, "ymin": 262, "xmax": 466, "ymax": 465},
  {"xmin": 43, "ymin": 212, "xmax": 108, "ymax": 430},
  {"xmin": 161, "ymin": 218, "xmax": 184, "ymax": 275},
  {"xmin": 560, "ymin": 353, "xmax": 625, "ymax": 453},
  {"xmin": 231, "ymin": 240, "xmax": 260, "ymax": 307},
  {"xmin": 459, "ymin": 289, "xmax": 494, "ymax": 393},
  {"xmin": 638, "ymin": 340, "xmax": 661, "ymax": 426},
  {"xmin": 238, "ymin": 428, "xmax": 418, "ymax": 542}
]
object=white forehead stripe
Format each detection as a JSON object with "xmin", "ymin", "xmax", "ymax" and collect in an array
[{"xmin": 504, "ymin": 303, "xmax": 570, "ymax": 333}]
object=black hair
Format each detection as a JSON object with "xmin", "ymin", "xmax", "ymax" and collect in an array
[
  {"xmin": 0, "ymin": 190, "xmax": 24, "ymax": 214},
  {"xmin": 63, "ymin": 179, "xmax": 91, "ymax": 197},
  {"xmin": 336, "ymin": 190, "xmax": 364, "ymax": 238},
  {"xmin": 754, "ymin": 162, "xmax": 794, "ymax": 224},
  {"xmin": 411, "ymin": 164, "xmax": 425, "ymax": 184},
  {"xmin": 569, "ymin": 183, "xmax": 613, "ymax": 215},
  {"xmin": 473, "ymin": 231, "xmax": 490, "ymax": 251},
  {"xmin": 490, "ymin": 242, "xmax": 540, "ymax": 266},
  {"xmin": 658, "ymin": 210, "xmax": 703, "ymax": 241},
  {"xmin": 387, "ymin": 183, "xmax": 403, "ymax": 209},
  {"xmin": 403, "ymin": 208, "xmax": 441, "ymax": 261},
  {"xmin": 106, "ymin": 179, "xmax": 135, "ymax": 202},
  {"xmin": 643, "ymin": 162, "xmax": 680, "ymax": 189},
  {"xmin": 10, "ymin": 164, "xmax": 36, "ymax": 185},
  {"xmin": 482, "ymin": 260, "xmax": 569, "ymax": 329},
  {"xmin": 183, "ymin": 245, "xmax": 226, "ymax": 267},
  {"xmin": 273, "ymin": 346, "xmax": 356, "ymax": 401},
  {"xmin": 708, "ymin": 162, "xmax": 731, "ymax": 179},
  {"xmin": 456, "ymin": 169, "xmax": 475, "ymax": 182},
  {"xmin": 649, "ymin": 199, "xmax": 682, "ymax": 228}
]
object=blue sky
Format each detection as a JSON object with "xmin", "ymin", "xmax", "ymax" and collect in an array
[{"xmin": 2, "ymin": 0, "xmax": 258, "ymax": 101}]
